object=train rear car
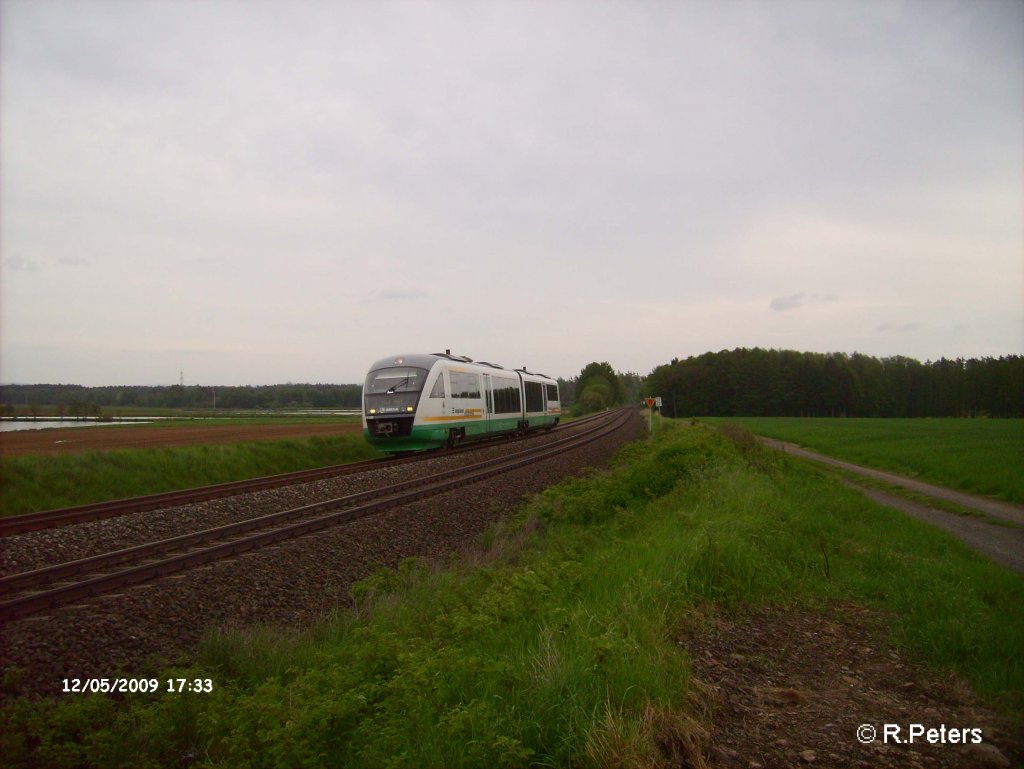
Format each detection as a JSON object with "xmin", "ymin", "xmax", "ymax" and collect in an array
[{"xmin": 518, "ymin": 370, "xmax": 561, "ymax": 431}]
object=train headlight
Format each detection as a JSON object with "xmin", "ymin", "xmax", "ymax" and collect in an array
[
  {"xmin": 406, "ymin": 406, "xmax": 414, "ymax": 412},
  {"xmin": 369, "ymin": 408, "xmax": 377, "ymax": 414}
]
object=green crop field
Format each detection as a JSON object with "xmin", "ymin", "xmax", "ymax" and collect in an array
[
  {"xmin": 4, "ymin": 422, "xmax": 1020, "ymax": 768},
  {"xmin": 701, "ymin": 417, "xmax": 1024, "ymax": 504}
]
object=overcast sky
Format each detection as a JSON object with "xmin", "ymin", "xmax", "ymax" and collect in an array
[{"xmin": 2, "ymin": 0, "xmax": 1021, "ymax": 386}]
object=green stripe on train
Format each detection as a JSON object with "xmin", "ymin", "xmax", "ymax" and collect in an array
[{"xmin": 364, "ymin": 415, "xmax": 558, "ymax": 452}]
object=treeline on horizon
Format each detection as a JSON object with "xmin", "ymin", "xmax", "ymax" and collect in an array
[
  {"xmin": 0, "ymin": 383, "xmax": 363, "ymax": 412},
  {"xmin": 1, "ymin": 349, "xmax": 1021, "ymax": 418},
  {"xmin": 642, "ymin": 349, "xmax": 1022, "ymax": 418}
]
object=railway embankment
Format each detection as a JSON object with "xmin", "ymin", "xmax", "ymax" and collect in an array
[
  {"xmin": 0, "ymin": 427, "xmax": 378, "ymax": 517},
  {"xmin": 2, "ymin": 418, "xmax": 1021, "ymax": 769},
  {"xmin": 1, "ymin": 411, "xmax": 642, "ymax": 696}
]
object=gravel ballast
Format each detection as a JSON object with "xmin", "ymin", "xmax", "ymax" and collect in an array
[{"xmin": 2, "ymin": 411, "xmax": 646, "ymax": 697}]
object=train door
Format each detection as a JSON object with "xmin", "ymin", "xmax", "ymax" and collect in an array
[{"xmin": 483, "ymin": 373, "xmax": 493, "ymax": 432}]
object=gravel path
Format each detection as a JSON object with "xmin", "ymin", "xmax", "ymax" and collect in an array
[{"xmin": 760, "ymin": 438, "xmax": 1024, "ymax": 575}]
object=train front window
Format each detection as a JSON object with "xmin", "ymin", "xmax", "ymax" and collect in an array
[{"xmin": 365, "ymin": 367, "xmax": 428, "ymax": 395}]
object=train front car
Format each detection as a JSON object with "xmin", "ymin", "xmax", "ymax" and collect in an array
[
  {"xmin": 362, "ymin": 354, "xmax": 443, "ymax": 452},
  {"xmin": 362, "ymin": 353, "xmax": 562, "ymax": 453}
]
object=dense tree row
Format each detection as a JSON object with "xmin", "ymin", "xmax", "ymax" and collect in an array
[
  {"xmin": 641, "ymin": 349, "xmax": 1023, "ymax": 418},
  {"xmin": 5, "ymin": 349, "xmax": 1020, "ymax": 418},
  {"xmin": 0, "ymin": 383, "xmax": 363, "ymax": 411}
]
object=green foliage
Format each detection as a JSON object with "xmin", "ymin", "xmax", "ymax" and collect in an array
[
  {"xmin": 0, "ymin": 434, "xmax": 381, "ymax": 516},
  {"xmin": 5, "ymin": 423, "xmax": 1022, "ymax": 767},
  {"xmin": 578, "ymin": 383, "xmax": 609, "ymax": 412},
  {"xmin": 532, "ymin": 426, "xmax": 726, "ymax": 527},
  {"xmin": 643, "ymin": 348, "xmax": 1023, "ymax": 418},
  {"xmin": 574, "ymin": 361, "xmax": 627, "ymax": 414},
  {"xmin": 2, "ymin": 695, "xmax": 122, "ymax": 769}
]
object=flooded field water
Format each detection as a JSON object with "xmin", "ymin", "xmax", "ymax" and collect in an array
[{"xmin": 0, "ymin": 419, "xmax": 156, "ymax": 432}]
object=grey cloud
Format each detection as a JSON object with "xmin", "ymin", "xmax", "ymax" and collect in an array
[
  {"xmin": 57, "ymin": 256, "xmax": 90, "ymax": 268},
  {"xmin": 377, "ymin": 289, "xmax": 427, "ymax": 302},
  {"xmin": 771, "ymin": 293, "xmax": 839, "ymax": 312},
  {"xmin": 878, "ymin": 322, "xmax": 921, "ymax": 333},
  {"xmin": 770, "ymin": 293, "xmax": 806, "ymax": 311},
  {"xmin": 182, "ymin": 257, "xmax": 227, "ymax": 267},
  {"xmin": 5, "ymin": 255, "xmax": 42, "ymax": 272}
]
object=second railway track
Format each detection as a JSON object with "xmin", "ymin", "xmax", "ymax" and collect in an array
[
  {"xmin": 0, "ymin": 412, "xmax": 611, "ymax": 537},
  {"xmin": 1, "ymin": 409, "xmax": 632, "ymax": 622}
]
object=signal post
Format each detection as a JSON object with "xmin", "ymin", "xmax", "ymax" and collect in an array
[{"xmin": 645, "ymin": 397, "xmax": 660, "ymax": 433}]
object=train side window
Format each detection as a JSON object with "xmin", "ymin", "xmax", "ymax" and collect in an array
[
  {"xmin": 430, "ymin": 374, "xmax": 446, "ymax": 398},
  {"xmin": 492, "ymin": 378, "xmax": 521, "ymax": 413},
  {"xmin": 546, "ymin": 384, "xmax": 558, "ymax": 401},
  {"xmin": 450, "ymin": 372, "xmax": 481, "ymax": 399}
]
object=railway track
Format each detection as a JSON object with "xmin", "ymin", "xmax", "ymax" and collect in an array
[
  {"xmin": 0, "ymin": 409, "xmax": 631, "ymax": 622},
  {"xmin": 0, "ymin": 412, "xmax": 609, "ymax": 537}
]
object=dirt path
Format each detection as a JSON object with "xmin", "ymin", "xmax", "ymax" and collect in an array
[
  {"xmin": 760, "ymin": 438, "xmax": 1024, "ymax": 575},
  {"xmin": 0, "ymin": 422, "xmax": 364, "ymax": 458},
  {"xmin": 847, "ymin": 483, "xmax": 1024, "ymax": 575}
]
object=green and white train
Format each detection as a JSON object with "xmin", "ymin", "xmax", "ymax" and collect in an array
[{"xmin": 362, "ymin": 351, "xmax": 561, "ymax": 452}]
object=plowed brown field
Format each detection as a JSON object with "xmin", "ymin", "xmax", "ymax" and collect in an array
[{"xmin": 0, "ymin": 423, "xmax": 363, "ymax": 458}]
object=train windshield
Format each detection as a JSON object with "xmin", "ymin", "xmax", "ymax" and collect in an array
[{"xmin": 364, "ymin": 367, "xmax": 428, "ymax": 395}]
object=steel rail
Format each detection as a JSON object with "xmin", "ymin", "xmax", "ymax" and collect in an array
[
  {"xmin": 0, "ymin": 457, "xmax": 396, "ymax": 537},
  {"xmin": 0, "ymin": 413, "xmax": 605, "ymax": 537},
  {"xmin": 0, "ymin": 413, "xmax": 606, "ymax": 595},
  {"xmin": 0, "ymin": 409, "xmax": 632, "ymax": 621}
]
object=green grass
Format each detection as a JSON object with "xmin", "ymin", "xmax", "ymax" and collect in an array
[
  {"xmin": 702, "ymin": 416, "xmax": 1024, "ymax": 504},
  {"xmin": 0, "ymin": 434, "xmax": 380, "ymax": 516},
  {"xmin": 3, "ymin": 423, "xmax": 1021, "ymax": 768}
]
